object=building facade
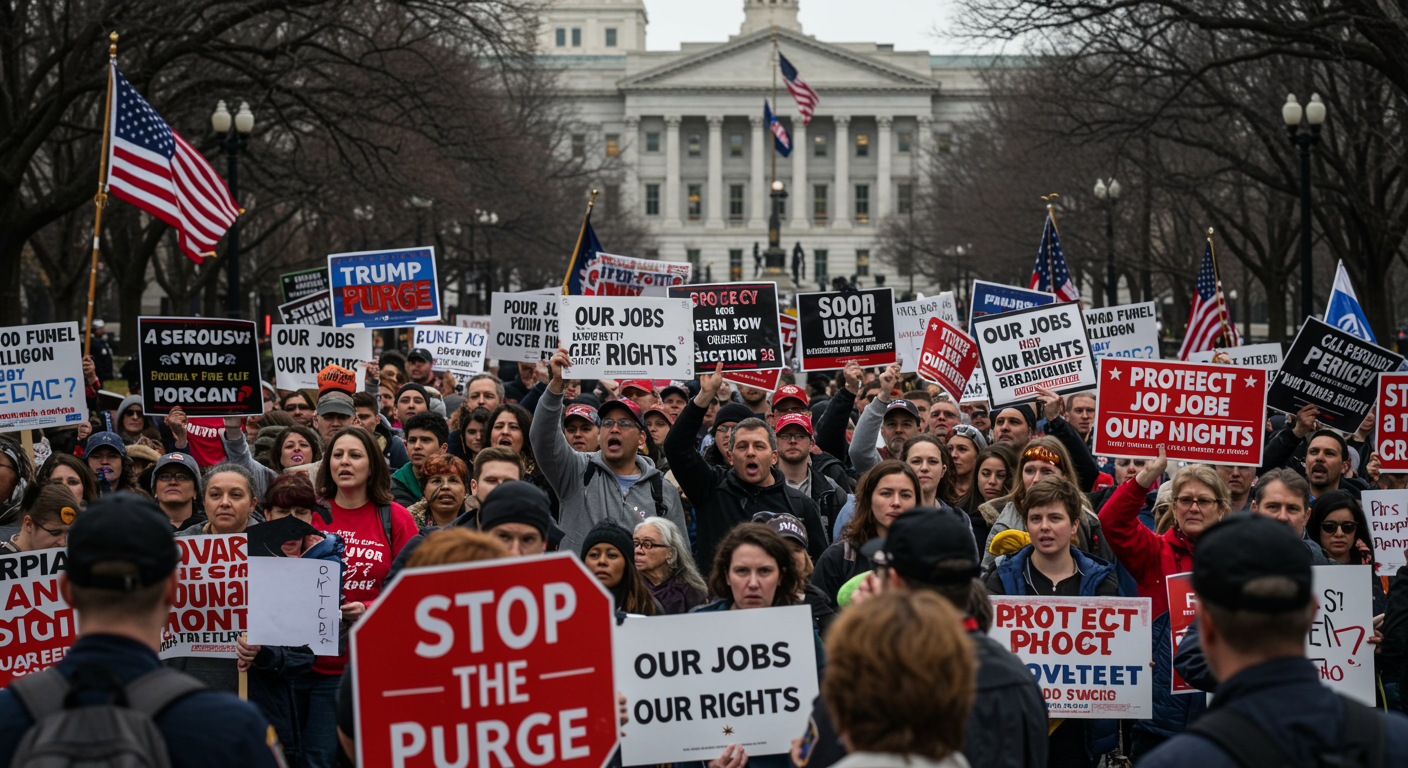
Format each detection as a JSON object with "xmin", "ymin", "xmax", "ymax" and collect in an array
[{"xmin": 540, "ymin": 0, "xmax": 993, "ymax": 293}]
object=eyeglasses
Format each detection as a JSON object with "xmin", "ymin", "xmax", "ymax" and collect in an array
[
  {"xmin": 156, "ymin": 472, "xmax": 192, "ymax": 484},
  {"xmin": 1175, "ymin": 497, "xmax": 1217, "ymax": 510},
  {"xmin": 970, "ymin": 410, "xmax": 989, "ymax": 419},
  {"xmin": 632, "ymin": 539, "xmax": 660, "ymax": 551},
  {"xmin": 778, "ymin": 431, "xmax": 811, "ymax": 443},
  {"xmin": 600, "ymin": 418, "xmax": 639, "ymax": 430},
  {"xmin": 285, "ymin": 404, "xmax": 312, "ymax": 411},
  {"xmin": 1320, "ymin": 520, "xmax": 1357, "ymax": 534},
  {"xmin": 38, "ymin": 525, "xmax": 70, "ymax": 538}
]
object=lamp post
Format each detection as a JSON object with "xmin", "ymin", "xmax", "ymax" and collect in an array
[
  {"xmin": 211, "ymin": 100, "xmax": 254, "ymax": 318},
  {"xmin": 473, "ymin": 209, "xmax": 497, "ymax": 313},
  {"xmin": 765, "ymin": 179, "xmax": 788, "ymax": 278},
  {"xmin": 1282, "ymin": 93, "xmax": 1325, "ymax": 323},
  {"xmin": 1093, "ymin": 177, "xmax": 1121, "ymax": 307}
]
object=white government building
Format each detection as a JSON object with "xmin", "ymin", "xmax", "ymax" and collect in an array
[{"xmin": 540, "ymin": 0, "xmax": 995, "ymax": 294}]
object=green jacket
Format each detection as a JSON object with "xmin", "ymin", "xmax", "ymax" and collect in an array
[{"xmin": 391, "ymin": 461, "xmax": 422, "ymax": 507}]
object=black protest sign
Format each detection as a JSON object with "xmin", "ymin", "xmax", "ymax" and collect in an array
[
  {"xmin": 279, "ymin": 291, "xmax": 333, "ymax": 326},
  {"xmin": 668, "ymin": 282, "xmax": 783, "ymax": 372},
  {"xmin": 796, "ymin": 288, "xmax": 897, "ymax": 371},
  {"xmin": 138, "ymin": 317, "xmax": 263, "ymax": 417},
  {"xmin": 280, "ymin": 268, "xmax": 330, "ymax": 303},
  {"xmin": 1267, "ymin": 316, "xmax": 1404, "ymax": 432}
]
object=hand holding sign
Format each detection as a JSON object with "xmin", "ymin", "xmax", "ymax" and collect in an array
[
  {"xmin": 1291, "ymin": 402, "xmax": 1320, "ymax": 438},
  {"xmin": 1136, "ymin": 446, "xmax": 1167, "ymax": 487},
  {"xmin": 877, "ymin": 363, "xmax": 901, "ymax": 402},
  {"xmin": 843, "ymin": 361, "xmax": 862, "ymax": 394},
  {"xmin": 695, "ymin": 361, "xmax": 725, "ymax": 407},
  {"xmin": 1037, "ymin": 387, "xmax": 1064, "ymax": 422},
  {"xmin": 548, "ymin": 347, "xmax": 572, "ymax": 394}
]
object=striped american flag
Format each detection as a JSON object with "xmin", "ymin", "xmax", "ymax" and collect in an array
[
  {"xmin": 106, "ymin": 65, "xmax": 240, "ymax": 265},
  {"xmin": 1178, "ymin": 240, "xmax": 1240, "ymax": 359},
  {"xmin": 1030, "ymin": 213, "xmax": 1081, "ymax": 303},
  {"xmin": 778, "ymin": 53, "xmax": 818, "ymax": 125}
]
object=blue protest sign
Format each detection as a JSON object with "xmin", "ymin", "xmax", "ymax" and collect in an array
[
  {"xmin": 327, "ymin": 247, "xmax": 441, "ymax": 328},
  {"xmin": 969, "ymin": 279, "xmax": 1057, "ymax": 331}
]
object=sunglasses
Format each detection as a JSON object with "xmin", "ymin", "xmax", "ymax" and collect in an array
[{"xmin": 1320, "ymin": 520, "xmax": 1357, "ymax": 534}]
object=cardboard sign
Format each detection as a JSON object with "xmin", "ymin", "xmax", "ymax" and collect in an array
[
  {"xmin": 796, "ymin": 288, "xmax": 898, "ymax": 371},
  {"xmin": 669, "ymin": 282, "xmax": 784, "ymax": 372},
  {"xmin": 916, "ymin": 318, "xmax": 979, "ymax": 403},
  {"xmin": 1360, "ymin": 490, "xmax": 1408, "ymax": 577},
  {"xmin": 1267, "ymin": 317, "xmax": 1404, "ymax": 432},
  {"xmin": 989, "ymin": 597, "xmax": 1154, "ymax": 719},
  {"xmin": 246, "ymin": 556, "xmax": 339, "ymax": 655},
  {"xmin": 0, "ymin": 548, "xmax": 74, "ymax": 687},
  {"xmin": 615, "ymin": 605, "xmax": 818, "ymax": 764},
  {"xmin": 1308, "ymin": 564, "xmax": 1375, "ymax": 706},
  {"xmin": 724, "ymin": 369, "xmax": 782, "ymax": 392},
  {"xmin": 1166, "ymin": 573, "xmax": 1198, "ymax": 694},
  {"xmin": 159, "ymin": 534, "xmax": 248, "ymax": 659},
  {"xmin": 454, "ymin": 314, "xmax": 491, "ymax": 332},
  {"xmin": 280, "ymin": 267, "xmax": 330, "ymax": 303},
  {"xmin": 560, "ymin": 295, "xmax": 695, "ymax": 380},
  {"xmin": 972, "ymin": 301, "xmax": 1097, "ymax": 409},
  {"xmin": 962, "ymin": 374, "xmax": 989, "ymax": 404},
  {"xmin": 328, "ymin": 246, "xmax": 441, "ymax": 327},
  {"xmin": 1094, "ymin": 358, "xmax": 1267, "ymax": 466},
  {"xmin": 969, "ymin": 280, "xmax": 1056, "ymax": 331},
  {"xmin": 1083, "ymin": 302, "xmax": 1159, "ymax": 361},
  {"xmin": 278, "ymin": 290, "xmax": 333, "ymax": 326},
  {"xmin": 411, "ymin": 325, "xmax": 487, "ymax": 376},
  {"xmin": 1376, "ymin": 373, "xmax": 1408, "ymax": 472},
  {"xmin": 583, "ymin": 252, "xmax": 691, "ymax": 297},
  {"xmin": 0, "ymin": 322, "xmax": 88, "ymax": 431},
  {"xmin": 487, "ymin": 290, "xmax": 561, "ymax": 363},
  {"xmin": 893, "ymin": 293, "xmax": 959, "ymax": 373},
  {"xmin": 352, "ymin": 553, "xmax": 618, "ymax": 768},
  {"xmin": 271, "ymin": 325, "xmax": 373, "ymax": 392},
  {"xmin": 138, "ymin": 317, "xmax": 262, "ymax": 417},
  {"xmin": 1187, "ymin": 342, "xmax": 1283, "ymax": 370}
]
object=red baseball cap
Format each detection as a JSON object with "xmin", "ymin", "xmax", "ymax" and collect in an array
[
  {"xmin": 564, "ymin": 404, "xmax": 599, "ymax": 426},
  {"xmin": 621, "ymin": 379, "xmax": 655, "ymax": 395},
  {"xmin": 771, "ymin": 385, "xmax": 808, "ymax": 409},
  {"xmin": 643, "ymin": 404, "xmax": 674, "ymax": 423},
  {"xmin": 775, "ymin": 412, "xmax": 814, "ymax": 435},
  {"xmin": 600, "ymin": 398, "xmax": 643, "ymax": 426}
]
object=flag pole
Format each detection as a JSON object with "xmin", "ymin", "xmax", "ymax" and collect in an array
[
  {"xmin": 1041, "ymin": 194, "xmax": 1061, "ymax": 299},
  {"xmin": 1207, "ymin": 227, "xmax": 1235, "ymax": 347},
  {"xmin": 562, "ymin": 189, "xmax": 598, "ymax": 295},
  {"xmin": 770, "ymin": 27, "xmax": 779, "ymax": 190},
  {"xmin": 84, "ymin": 31, "xmax": 119, "ymax": 357}
]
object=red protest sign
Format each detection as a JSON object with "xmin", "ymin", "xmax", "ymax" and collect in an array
[
  {"xmin": 916, "ymin": 317, "xmax": 979, "ymax": 403},
  {"xmin": 353, "ymin": 553, "xmax": 617, "ymax": 768},
  {"xmin": 780, "ymin": 313, "xmax": 798, "ymax": 361},
  {"xmin": 1094, "ymin": 358, "xmax": 1267, "ymax": 466},
  {"xmin": 1376, "ymin": 373, "xmax": 1408, "ymax": 471},
  {"xmin": 724, "ymin": 368, "xmax": 782, "ymax": 392},
  {"xmin": 1166, "ymin": 572, "xmax": 1198, "ymax": 694}
]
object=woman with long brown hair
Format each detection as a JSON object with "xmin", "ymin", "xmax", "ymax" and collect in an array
[
  {"xmin": 811, "ymin": 460, "xmax": 919, "ymax": 609},
  {"xmin": 580, "ymin": 519, "xmax": 659, "ymax": 615}
]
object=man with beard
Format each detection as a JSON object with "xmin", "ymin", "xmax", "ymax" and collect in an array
[
  {"xmin": 563, "ymin": 404, "xmax": 601, "ymax": 453},
  {"xmin": 848, "ymin": 363, "xmax": 921, "ymax": 475},
  {"xmin": 736, "ymin": 383, "xmax": 771, "ymax": 418},
  {"xmin": 1260, "ymin": 403, "xmax": 1367, "ymax": 500},
  {"xmin": 530, "ymin": 349, "xmax": 687, "ymax": 555},
  {"xmin": 775, "ymin": 414, "xmax": 846, "ymax": 535}
]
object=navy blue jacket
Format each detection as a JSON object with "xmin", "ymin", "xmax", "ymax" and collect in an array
[{"xmin": 0, "ymin": 634, "xmax": 283, "ymax": 768}]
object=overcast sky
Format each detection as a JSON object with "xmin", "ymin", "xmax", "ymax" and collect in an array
[{"xmin": 642, "ymin": 0, "xmax": 994, "ymax": 54}]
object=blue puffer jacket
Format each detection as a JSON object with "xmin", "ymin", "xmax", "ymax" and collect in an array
[{"xmin": 1140, "ymin": 610, "xmax": 1208, "ymax": 739}]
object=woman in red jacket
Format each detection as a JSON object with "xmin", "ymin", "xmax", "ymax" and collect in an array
[{"xmin": 1096, "ymin": 447, "xmax": 1231, "ymax": 615}]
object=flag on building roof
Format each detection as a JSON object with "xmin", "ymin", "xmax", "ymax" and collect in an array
[
  {"xmin": 1029, "ymin": 212, "xmax": 1081, "ymax": 303},
  {"xmin": 1326, "ymin": 260, "xmax": 1376, "ymax": 343},
  {"xmin": 563, "ymin": 214, "xmax": 603, "ymax": 296},
  {"xmin": 778, "ymin": 53, "xmax": 818, "ymax": 126},
  {"xmin": 106, "ymin": 65, "xmax": 241, "ymax": 265},
  {"xmin": 1178, "ymin": 239, "xmax": 1240, "ymax": 360},
  {"xmin": 765, "ymin": 100, "xmax": 792, "ymax": 157}
]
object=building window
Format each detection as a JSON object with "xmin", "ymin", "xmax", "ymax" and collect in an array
[
  {"xmin": 555, "ymin": 28, "xmax": 566, "ymax": 47},
  {"xmin": 646, "ymin": 132, "xmax": 660, "ymax": 152},
  {"xmin": 729, "ymin": 249, "xmax": 744, "ymax": 281},
  {"xmin": 938, "ymin": 133, "xmax": 953, "ymax": 153},
  {"xmin": 856, "ymin": 250, "xmax": 870, "ymax": 277},
  {"xmin": 730, "ymin": 134, "xmax": 744, "ymax": 157},
  {"xmin": 855, "ymin": 184, "xmax": 870, "ymax": 224},
  {"xmin": 815, "ymin": 250, "xmax": 828, "ymax": 280},
  {"xmin": 814, "ymin": 134, "xmax": 828, "ymax": 157},
  {"xmin": 605, "ymin": 134, "xmax": 620, "ymax": 157},
  {"xmin": 729, "ymin": 184, "xmax": 745, "ymax": 221},
  {"xmin": 687, "ymin": 134, "xmax": 701, "ymax": 157},
  {"xmin": 856, "ymin": 133, "xmax": 870, "ymax": 157},
  {"xmin": 571, "ymin": 134, "xmax": 585, "ymax": 158},
  {"xmin": 813, "ymin": 184, "xmax": 828, "ymax": 225},
  {"xmin": 687, "ymin": 184, "xmax": 702, "ymax": 220},
  {"xmin": 645, "ymin": 184, "xmax": 660, "ymax": 216},
  {"xmin": 897, "ymin": 183, "xmax": 913, "ymax": 215},
  {"xmin": 571, "ymin": 28, "xmax": 581, "ymax": 47},
  {"xmin": 898, "ymin": 131, "xmax": 912, "ymax": 153},
  {"xmin": 605, "ymin": 28, "xmax": 617, "ymax": 47}
]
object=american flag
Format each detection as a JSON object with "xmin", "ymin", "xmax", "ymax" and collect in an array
[
  {"xmin": 106, "ymin": 65, "xmax": 240, "ymax": 264},
  {"xmin": 778, "ymin": 53, "xmax": 818, "ymax": 126},
  {"xmin": 1030, "ymin": 213, "xmax": 1081, "ymax": 302},
  {"xmin": 1178, "ymin": 240, "xmax": 1240, "ymax": 359},
  {"xmin": 764, "ymin": 100, "xmax": 791, "ymax": 157}
]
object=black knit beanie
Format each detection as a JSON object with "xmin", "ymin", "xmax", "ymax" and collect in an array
[{"xmin": 579, "ymin": 519, "xmax": 634, "ymax": 561}]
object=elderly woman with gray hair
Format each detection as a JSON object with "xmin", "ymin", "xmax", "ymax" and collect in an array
[{"xmin": 632, "ymin": 516, "xmax": 707, "ymax": 615}]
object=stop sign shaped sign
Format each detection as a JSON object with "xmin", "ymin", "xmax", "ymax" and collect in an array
[{"xmin": 352, "ymin": 553, "xmax": 618, "ymax": 768}]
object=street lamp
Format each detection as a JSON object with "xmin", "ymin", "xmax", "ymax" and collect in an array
[
  {"xmin": 472, "ymin": 209, "xmax": 498, "ymax": 313},
  {"xmin": 765, "ymin": 180, "xmax": 788, "ymax": 277},
  {"xmin": 211, "ymin": 100, "xmax": 254, "ymax": 318},
  {"xmin": 1093, "ymin": 177, "xmax": 1121, "ymax": 306},
  {"xmin": 1283, "ymin": 93, "xmax": 1325, "ymax": 323}
]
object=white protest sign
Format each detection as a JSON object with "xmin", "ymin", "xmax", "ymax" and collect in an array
[
  {"xmin": 0, "ymin": 322, "xmax": 87, "ymax": 431},
  {"xmin": 1356, "ymin": 490, "xmax": 1408, "ymax": 578},
  {"xmin": 270, "ymin": 325, "xmax": 373, "ymax": 392},
  {"xmin": 584, "ymin": 252, "xmax": 692, "ymax": 297},
  {"xmin": 1187, "ymin": 342, "xmax": 1283, "ymax": 370},
  {"xmin": 615, "ymin": 605, "xmax": 818, "ymax": 765},
  {"xmin": 990, "ymin": 597, "xmax": 1153, "ymax": 719},
  {"xmin": 972, "ymin": 301, "xmax": 1097, "ymax": 409},
  {"xmin": 1307, "ymin": 564, "xmax": 1375, "ymax": 705},
  {"xmin": 962, "ymin": 373, "xmax": 989, "ymax": 404},
  {"xmin": 1083, "ymin": 301, "xmax": 1159, "ymax": 361},
  {"xmin": 411, "ymin": 325, "xmax": 487, "ymax": 375},
  {"xmin": 561, "ymin": 295, "xmax": 695, "ymax": 380},
  {"xmin": 246, "ymin": 556, "xmax": 339, "ymax": 655},
  {"xmin": 893, "ymin": 293, "xmax": 959, "ymax": 373},
  {"xmin": 453, "ymin": 314, "xmax": 491, "ymax": 331},
  {"xmin": 487, "ymin": 290, "xmax": 560, "ymax": 363}
]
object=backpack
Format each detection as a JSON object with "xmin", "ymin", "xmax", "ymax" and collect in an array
[
  {"xmin": 376, "ymin": 503, "xmax": 393, "ymax": 546},
  {"xmin": 1188, "ymin": 694, "xmax": 1384, "ymax": 768},
  {"xmin": 582, "ymin": 463, "xmax": 669, "ymax": 518},
  {"xmin": 9, "ymin": 663, "xmax": 206, "ymax": 768}
]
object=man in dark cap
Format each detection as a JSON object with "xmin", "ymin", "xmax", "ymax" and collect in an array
[
  {"xmin": 848, "ymin": 363, "xmax": 921, "ymax": 474},
  {"xmin": 0, "ymin": 493, "xmax": 285, "ymax": 766},
  {"xmin": 1145, "ymin": 514, "xmax": 1408, "ymax": 767},
  {"xmin": 477, "ymin": 480, "xmax": 563, "ymax": 557},
  {"xmin": 394, "ymin": 382, "xmax": 430, "ymax": 424},
  {"xmin": 405, "ymin": 347, "xmax": 437, "ymax": 387}
]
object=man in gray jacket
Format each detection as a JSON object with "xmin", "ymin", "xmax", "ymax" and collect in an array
[{"xmin": 532, "ymin": 348, "xmax": 688, "ymax": 554}]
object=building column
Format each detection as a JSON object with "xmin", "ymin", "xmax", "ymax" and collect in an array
[
  {"xmin": 832, "ymin": 115, "xmax": 852, "ymax": 229},
  {"xmin": 749, "ymin": 115, "xmax": 767, "ymax": 228},
  {"xmin": 876, "ymin": 115, "xmax": 893, "ymax": 222},
  {"xmin": 622, "ymin": 116, "xmax": 640, "ymax": 214},
  {"xmin": 706, "ymin": 115, "xmax": 725, "ymax": 229},
  {"xmin": 664, "ymin": 115, "xmax": 682, "ymax": 229},
  {"xmin": 789, "ymin": 118, "xmax": 809, "ymax": 229}
]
